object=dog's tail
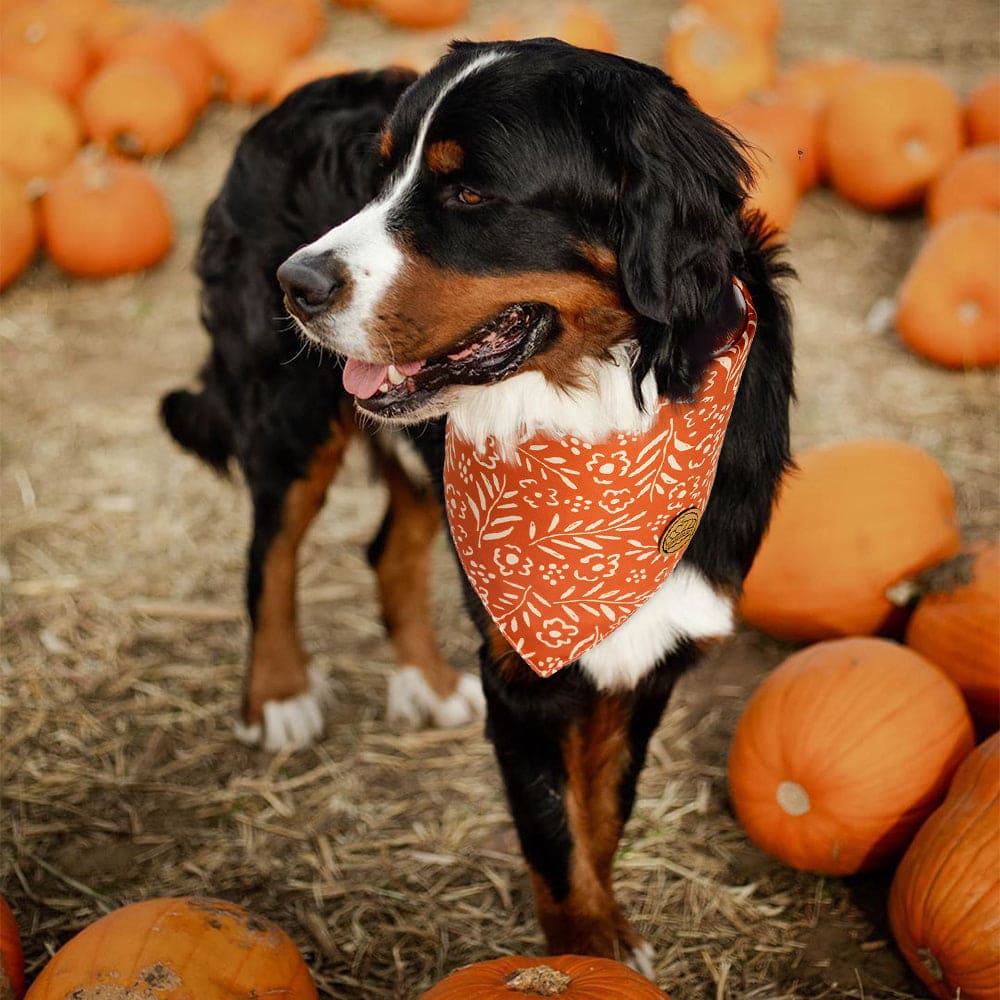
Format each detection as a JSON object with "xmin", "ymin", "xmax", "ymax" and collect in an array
[{"xmin": 160, "ymin": 374, "xmax": 235, "ymax": 474}]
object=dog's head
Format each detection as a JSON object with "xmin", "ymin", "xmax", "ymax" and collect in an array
[{"xmin": 278, "ymin": 39, "xmax": 753, "ymax": 423}]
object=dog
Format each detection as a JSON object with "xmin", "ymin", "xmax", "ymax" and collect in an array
[{"xmin": 165, "ymin": 39, "xmax": 793, "ymax": 972}]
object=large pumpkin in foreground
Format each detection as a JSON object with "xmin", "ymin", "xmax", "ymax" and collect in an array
[
  {"xmin": 419, "ymin": 956, "xmax": 671, "ymax": 999},
  {"xmin": 740, "ymin": 439, "xmax": 961, "ymax": 641},
  {"xmin": 906, "ymin": 541, "xmax": 1000, "ymax": 729},
  {"xmin": 25, "ymin": 897, "xmax": 317, "ymax": 1000},
  {"xmin": 889, "ymin": 734, "xmax": 1000, "ymax": 1000},
  {"xmin": 728, "ymin": 638, "xmax": 975, "ymax": 875}
]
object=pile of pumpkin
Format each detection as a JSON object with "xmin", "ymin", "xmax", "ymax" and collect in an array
[
  {"xmin": 659, "ymin": 0, "xmax": 999, "ymax": 371},
  {"xmin": 728, "ymin": 436, "xmax": 999, "ymax": 999}
]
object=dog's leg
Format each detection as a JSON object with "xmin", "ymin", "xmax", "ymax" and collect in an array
[
  {"xmin": 483, "ymin": 631, "xmax": 692, "ymax": 977},
  {"xmin": 368, "ymin": 440, "xmax": 484, "ymax": 727},
  {"xmin": 235, "ymin": 420, "xmax": 353, "ymax": 750}
]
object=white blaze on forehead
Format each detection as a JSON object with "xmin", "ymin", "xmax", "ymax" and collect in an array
[{"xmin": 288, "ymin": 50, "xmax": 507, "ymax": 359}]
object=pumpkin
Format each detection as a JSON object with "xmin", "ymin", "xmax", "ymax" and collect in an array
[
  {"xmin": 232, "ymin": 0, "xmax": 326, "ymax": 56},
  {"xmin": 729, "ymin": 637, "xmax": 975, "ymax": 875},
  {"xmin": 687, "ymin": 0, "xmax": 781, "ymax": 41},
  {"xmin": 7, "ymin": 0, "xmax": 117, "ymax": 54},
  {"xmin": 906, "ymin": 542, "xmax": 1000, "ymax": 730},
  {"xmin": 743, "ymin": 146, "xmax": 798, "ymax": 232},
  {"xmin": 0, "ymin": 75, "xmax": 82, "ymax": 187},
  {"xmin": 823, "ymin": 63, "xmax": 964, "ymax": 211},
  {"xmin": 25, "ymin": 897, "xmax": 318, "ymax": 999},
  {"xmin": 270, "ymin": 54, "xmax": 354, "ymax": 104},
  {"xmin": 0, "ymin": 898, "xmax": 24, "ymax": 1000},
  {"xmin": 888, "ymin": 733, "xmax": 1000, "ymax": 999},
  {"xmin": 926, "ymin": 144, "xmax": 1000, "ymax": 223},
  {"xmin": 0, "ymin": 168, "xmax": 38, "ymax": 289},
  {"xmin": 371, "ymin": 0, "xmax": 469, "ymax": 30},
  {"xmin": 198, "ymin": 4, "xmax": 295, "ymax": 104},
  {"xmin": 663, "ymin": 9, "xmax": 776, "ymax": 117},
  {"xmin": 775, "ymin": 55, "xmax": 867, "ymax": 113},
  {"xmin": 895, "ymin": 210, "xmax": 1000, "ymax": 369},
  {"xmin": 740, "ymin": 439, "xmax": 962, "ymax": 641},
  {"xmin": 81, "ymin": 59, "xmax": 194, "ymax": 157},
  {"xmin": 419, "ymin": 956, "xmax": 671, "ymax": 999},
  {"xmin": 331, "ymin": 0, "xmax": 367, "ymax": 6},
  {"xmin": 725, "ymin": 92, "xmax": 822, "ymax": 192},
  {"xmin": 966, "ymin": 74, "xmax": 1000, "ymax": 145},
  {"xmin": 41, "ymin": 149, "xmax": 173, "ymax": 277},
  {"xmin": 88, "ymin": 3, "xmax": 152, "ymax": 61},
  {"xmin": 483, "ymin": 15, "xmax": 522, "ymax": 41},
  {"xmin": 0, "ymin": 8, "xmax": 90, "ymax": 101},
  {"xmin": 103, "ymin": 16, "xmax": 215, "ymax": 113},
  {"xmin": 558, "ymin": 5, "xmax": 616, "ymax": 54}
]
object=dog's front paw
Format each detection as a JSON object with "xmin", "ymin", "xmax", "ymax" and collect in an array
[
  {"xmin": 624, "ymin": 939, "xmax": 656, "ymax": 980},
  {"xmin": 387, "ymin": 666, "xmax": 485, "ymax": 728},
  {"xmin": 234, "ymin": 666, "xmax": 328, "ymax": 751}
]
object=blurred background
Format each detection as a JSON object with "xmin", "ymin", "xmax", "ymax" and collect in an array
[{"xmin": 1, "ymin": 0, "xmax": 997, "ymax": 997}]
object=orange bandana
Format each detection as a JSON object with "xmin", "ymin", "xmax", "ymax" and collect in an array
[{"xmin": 444, "ymin": 278, "xmax": 757, "ymax": 677}]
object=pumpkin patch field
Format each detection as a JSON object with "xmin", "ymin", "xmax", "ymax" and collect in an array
[{"xmin": 1, "ymin": 0, "xmax": 997, "ymax": 997}]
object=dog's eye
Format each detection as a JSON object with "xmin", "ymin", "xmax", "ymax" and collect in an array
[{"xmin": 454, "ymin": 187, "xmax": 486, "ymax": 207}]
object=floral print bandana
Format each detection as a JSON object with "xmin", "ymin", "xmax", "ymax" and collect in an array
[{"xmin": 444, "ymin": 277, "xmax": 757, "ymax": 677}]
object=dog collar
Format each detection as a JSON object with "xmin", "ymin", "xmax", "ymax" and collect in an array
[{"xmin": 444, "ymin": 277, "xmax": 757, "ymax": 678}]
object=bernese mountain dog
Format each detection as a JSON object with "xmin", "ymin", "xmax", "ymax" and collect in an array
[{"xmin": 163, "ymin": 39, "xmax": 793, "ymax": 972}]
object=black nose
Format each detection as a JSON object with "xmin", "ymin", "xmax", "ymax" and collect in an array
[{"xmin": 276, "ymin": 253, "xmax": 344, "ymax": 317}]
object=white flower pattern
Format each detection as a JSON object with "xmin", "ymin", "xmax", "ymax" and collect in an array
[{"xmin": 444, "ymin": 277, "xmax": 757, "ymax": 678}]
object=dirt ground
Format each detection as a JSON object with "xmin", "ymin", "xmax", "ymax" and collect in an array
[{"xmin": 1, "ymin": 0, "xmax": 997, "ymax": 996}]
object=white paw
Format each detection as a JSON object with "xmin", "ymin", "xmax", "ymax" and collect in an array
[
  {"xmin": 233, "ymin": 666, "xmax": 329, "ymax": 751},
  {"xmin": 386, "ymin": 666, "xmax": 485, "ymax": 728},
  {"xmin": 625, "ymin": 940, "xmax": 656, "ymax": 981}
]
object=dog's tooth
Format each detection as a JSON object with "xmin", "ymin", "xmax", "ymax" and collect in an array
[
  {"xmin": 379, "ymin": 381, "xmax": 390, "ymax": 393},
  {"xmin": 387, "ymin": 364, "xmax": 405, "ymax": 386}
]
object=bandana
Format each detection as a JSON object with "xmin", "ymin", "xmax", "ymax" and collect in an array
[{"xmin": 444, "ymin": 277, "xmax": 756, "ymax": 677}]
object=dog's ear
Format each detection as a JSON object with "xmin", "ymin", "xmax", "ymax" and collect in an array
[{"xmin": 597, "ymin": 66, "xmax": 752, "ymax": 399}]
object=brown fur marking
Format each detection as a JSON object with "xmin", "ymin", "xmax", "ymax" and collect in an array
[
  {"xmin": 244, "ymin": 421, "xmax": 353, "ymax": 724},
  {"xmin": 530, "ymin": 697, "xmax": 640, "ymax": 958},
  {"xmin": 380, "ymin": 129, "xmax": 393, "ymax": 161},
  {"xmin": 373, "ymin": 446, "xmax": 460, "ymax": 698},
  {"xmin": 368, "ymin": 253, "xmax": 635, "ymax": 390},
  {"xmin": 426, "ymin": 139, "xmax": 465, "ymax": 174}
]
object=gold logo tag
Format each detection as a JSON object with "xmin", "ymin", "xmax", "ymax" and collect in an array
[{"xmin": 658, "ymin": 507, "xmax": 701, "ymax": 555}]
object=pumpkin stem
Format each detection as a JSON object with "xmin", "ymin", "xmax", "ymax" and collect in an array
[
  {"xmin": 886, "ymin": 551, "xmax": 975, "ymax": 607},
  {"xmin": 78, "ymin": 145, "xmax": 114, "ymax": 192},
  {"xmin": 114, "ymin": 132, "xmax": 145, "ymax": 158},
  {"xmin": 504, "ymin": 965, "xmax": 572, "ymax": 995},
  {"xmin": 917, "ymin": 946, "xmax": 945, "ymax": 983},
  {"xmin": 776, "ymin": 780, "xmax": 811, "ymax": 816}
]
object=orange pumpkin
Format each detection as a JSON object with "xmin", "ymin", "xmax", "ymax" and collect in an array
[
  {"xmin": 0, "ymin": 7, "xmax": 91, "ymax": 101},
  {"xmin": 270, "ymin": 54, "xmax": 354, "ymax": 104},
  {"xmin": 888, "ymin": 733, "xmax": 1000, "ymax": 1000},
  {"xmin": 232, "ymin": 0, "xmax": 326, "ymax": 56},
  {"xmin": 663, "ymin": 9, "xmax": 776, "ymax": 117},
  {"xmin": 0, "ymin": 168, "xmax": 38, "ymax": 289},
  {"xmin": 966, "ymin": 74, "xmax": 1000, "ymax": 145},
  {"xmin": 728, "ymin": 637, "xmax": 975, "ymax": 875},
  {"xmin": 726, "ymin": 92, "xmax": 822, "ymax": 192},
  {"xmin": 558, "ymin": 5, "xmax": 616, "ymax": 54},
  {"xmin": 926, "ymin": 144, "xmax": 1000, "ymax": 223},
  {"xmin": 41, "ymin": 149, "xmax": 173, "ymax": 277},
  {"xmin": 198, "ymin": 4, "xmax": 295, "ymax": 104},
  {"xmin": 895, "ymin": 210, "xmax": 1000, "ymax": 369},
  {"xmin": 103, "ymin": 16, "xmax": 215, "ymax": 113},
  {"xmin": 775, "ymin": 55, "xmax": 867, "ymax": 114},
  {"xmin": 6, "ymin": 0, "xmax": 117, "ymax": 54},
  {"xmin": 25, "ymin": 897, "xmax": 318, "ymax": 1000},
  {"xmin": 743, "ymin": 147, "xmax": 798, "ymax": 232},
  {"xmin": 823, "ymin": 63, "xmax": 964, "ymax": 211},
  {"xmin": 420, "ymin": 956, "xmax": 671, "ymax": 999},
  {"xmin": 906, "ymin": 542, "xmax": 1000, "ymax": 730},
  {"xmin": 81, "ymin": 60, "xmax": 194, "ymax": 157},
  {"xmin": 740, "ymin": 439, "xmax": 961, "ymax": 641},
  {"xmin": 371, "ymin": 0, "xmax": 469, "ymax": 30},
  {"xmin": 687, "ymin": 0, "xmax": 781, "ymax": 41},
  {"xmin": 88, "ymin": 3, "xmax": 152, "ymax": 61},
  {"xmin": 0, "ymin": 897, "xmax": 24, "ymax": 1000},
  {"xmin": 0, "ymin": 75, "xmax": 82, "ymax": 186}
]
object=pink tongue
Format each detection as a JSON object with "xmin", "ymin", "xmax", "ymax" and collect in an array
[
  {"xmin": 343, "ymin": 358, "xmax": 389, "ymax": 399},
  {"xmin": 342, "ymin": 358, "xmax": 426, "ymax": 399}
]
